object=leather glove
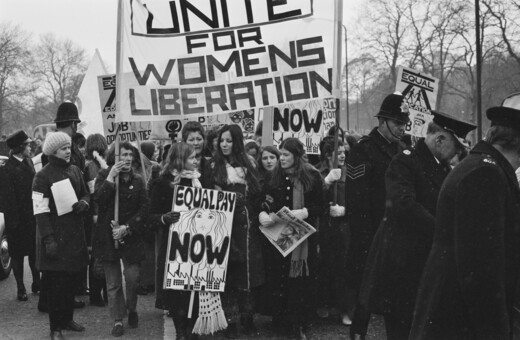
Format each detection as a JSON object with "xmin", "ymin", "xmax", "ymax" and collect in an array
[
  {"xmin": 112, "ymin": 225, "xmax": 129, "ymax": 240},
  {"xmin": 259, "ymin": 211, "xmax": 274, "ymax": 227},
  {"xmin": 330, "ymin": 204, "xmax": 346, "ymax": 217},
  {"xmin": 72, "ymin": 200, "xmax": 89, "ymax": 214},
  {"xmin": 162, "ymin": 211, "xmax": 180, "ymax": 225},
  {"xmin": 291, "ymin": 208, "xmax": 309, "ymax": 220},
  {"xmin": 43, "ymin": 236, "xmax": 58, "ymax": 260},
  {"xmin": 324, "ymin": 168, "xmax": 342, "ymax": 185}
]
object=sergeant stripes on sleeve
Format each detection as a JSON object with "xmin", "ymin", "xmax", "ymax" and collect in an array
[{"xmin": 346, "ymin": 164, "xmax": 365, "ymax": 179}]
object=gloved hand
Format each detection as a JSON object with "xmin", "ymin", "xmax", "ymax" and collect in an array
[
  {"xmin": 259, "ymin": 211, "xmax": 274, "ymax": 227},
  {"xmin": 72, "ymin": 200, "xmax": 89, "ymax": 214},
  {"xmin": 43, "ymin": 236, "xmax": 58, "ymax": 260},
  {"xmin": 162, "ymin": 211, "xmax": 180, "ymax": 225},
  {"xmin": 330, "ymin": 204, "xmax": 346, "ymax": 217},
  {"xmin": 325, "ymin": 168, "xmax": 342, "ymax": 185},
  {"xmin": 291, "ymin": 208, "xmax": 308, "ymax": 220},
  {"xmin": 112, "ymin": 225, "xmax": 129, "ymax": 240}
]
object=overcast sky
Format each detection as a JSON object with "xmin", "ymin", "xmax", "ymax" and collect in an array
[{"xmin": 0, "ymin": 0, "xmax": 361, "ymax": 73}]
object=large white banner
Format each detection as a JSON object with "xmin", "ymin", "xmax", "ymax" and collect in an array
[
  {"xmin": 116, "ymin": 0, "xmax": 335, "ymax": 122},
  {"xmin": 396, "ymin": 66, "xmax": 439, "ymax": 137},
  {"xmin": 164, "ymin": 186, "xmax": 236, "ymax": 293}
]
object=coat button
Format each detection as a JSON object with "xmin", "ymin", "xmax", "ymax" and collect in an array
[
  {"xmin": 287, "ymin": 187, "xmax": 290, "ymax": 190},
  {"xmin": 286, "ymin": 196, "xmax": 290, "ymax": 200}
]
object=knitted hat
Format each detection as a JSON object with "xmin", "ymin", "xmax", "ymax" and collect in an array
[
  {"xmin": 140, "ymin": 141, "xmax": 155, "ymax": 160},
  {"xmin": 43, "ymin": 131, "xmax": 71, "ymax": 155}
]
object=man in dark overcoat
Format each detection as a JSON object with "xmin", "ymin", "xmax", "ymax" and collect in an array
[
  {"xmin": 351, "ymin": 112, "xmax": 476, "ymax": 339},
  {"xmin": 344, "ymin": 93, "xmax": 409, "ymax": 309},
  {"xmin": 409, "ymin": 104, "xmax": 520, "ymax": 340},
  {"xmin": 0, "ymin": 130, "xmax": 41, "ymax": 301}
]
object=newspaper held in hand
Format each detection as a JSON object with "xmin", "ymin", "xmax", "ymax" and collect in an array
[{"xmin": 259, "ymin": 206, "xmax": 316, "ymax": 257}]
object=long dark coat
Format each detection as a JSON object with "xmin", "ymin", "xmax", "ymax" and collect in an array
[
  {"xmin": 358, "ymin": 140, "xmax": 449, "ymax": 324},
  {"xmin": 148, "ymin": 175, "xmax": 198, "ymax": 312},
  {"xmin": 32, "ymin": 155, "xmax": 89, "ymax": 272},
  {"xmin": 91, "ymin": 168, "xmax": 149, "ymax": 264},
  {"xmin": 0, "ymin": 156, "xmax": 37, "ymax": 257},
  {"xmin": 409, "ymin": 141, "xmax": 520, "ymax": 340},
  {"xmin": 345, "ymin": 127, "xmax": 406, "ymax": 290},
  {"xmin": 258, "ymin": 169, "xmax": 324, "ymax": 321}
]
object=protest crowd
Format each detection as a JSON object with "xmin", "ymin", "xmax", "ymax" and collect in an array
[{"xmin": 2, "ymin": 90, "xmax": 520, "ymax": 340}]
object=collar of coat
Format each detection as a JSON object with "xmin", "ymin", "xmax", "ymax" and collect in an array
[{"xmin": 471, "ymin": 140, "xmax": 519, "ymax": 190}]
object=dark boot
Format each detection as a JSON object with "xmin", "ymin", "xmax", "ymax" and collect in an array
[
  {"xmin": 172, "ymin": 315, "xmax": 187, "ymax": 340},
  {"xmin": 224, "ymin": 322, "xmax": 238, "ymax": 339},
  {"xmin": 240, "ymin": 314, "xmax": 257, "ymax": 336}
]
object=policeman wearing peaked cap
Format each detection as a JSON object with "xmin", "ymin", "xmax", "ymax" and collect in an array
[
  {"xmin": 410, "ymin": 103, "xmax": 520, "ymax": 339},
  {"xmin": 352, "ymin": 111, "xmax": 477, "ymax": 339},
  {"xmin": 344, "ymin": 92, "xmax": 409, "ymax": 309}
]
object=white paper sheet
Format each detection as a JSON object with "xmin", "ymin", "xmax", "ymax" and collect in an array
[{"xmin": 51, "ymin": 178, "xmax": 78, "ymax": 216}]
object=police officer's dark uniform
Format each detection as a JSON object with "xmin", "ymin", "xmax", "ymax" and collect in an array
[
  {"xmin": 353, "ymin": 111, "xmax": 476, "ymax": 339},
  {"xmin": 410, "ymin": 106, "xmax": 520, "ymax": 340},
  {"xmin": 344, "ymin": 94, "xmax": 409, "ymax": 292}
]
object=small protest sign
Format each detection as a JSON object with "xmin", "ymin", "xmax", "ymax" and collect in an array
[
  {"xmin": 164, "ymin": 186, "xmax": 236, "ymax": 293},
  {"xmin": 271, "ymin": 98, "xmax": 337, "ymax": 154},
  {"xmin": 396, "ymin": 66, "xmax": 439, "ymax": 137},
  {"xmin": 259, "ymin": 206, "xmax": 316, "ymax": 257}
]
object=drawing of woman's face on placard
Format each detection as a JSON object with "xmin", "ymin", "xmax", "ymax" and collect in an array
[{"xmin": 193, "ymin": 209, "xmax": 216, "ymax": 236}]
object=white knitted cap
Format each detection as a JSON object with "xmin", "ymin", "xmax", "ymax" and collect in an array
[{"xmin": 43, "ymin": 131, "xmax": 71, "ymax": 156}]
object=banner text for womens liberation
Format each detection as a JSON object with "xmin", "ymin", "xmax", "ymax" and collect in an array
[{"xmin": 117, "ymin": 0, "xmax": 335, "ymax": 122}]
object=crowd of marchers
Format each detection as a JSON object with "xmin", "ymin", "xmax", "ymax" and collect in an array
[{"xmin": 1, "ymin": 93, "xmax": 520, "ymax": 340}]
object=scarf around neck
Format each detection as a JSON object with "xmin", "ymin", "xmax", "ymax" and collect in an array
[{"xmin": 171, "ymin": 169, "xmax": 202, "ymax": 188}]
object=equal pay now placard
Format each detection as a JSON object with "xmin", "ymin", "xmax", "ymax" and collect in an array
[
  {"xmin": 116, "ymin": 0, "xmax": 335, "ymax": 122},
  {"xmin": 164, "ymin": 186, "xmax": 236, "ymax": 293}
]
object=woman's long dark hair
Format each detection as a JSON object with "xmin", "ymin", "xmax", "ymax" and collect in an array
[
  {"xmin": 213, "ymin": 124, "xmax": 260, "ymax": 192},
  {"xmin": 272, "ymin": 138, "xmax": 316, "ymax": 191}
]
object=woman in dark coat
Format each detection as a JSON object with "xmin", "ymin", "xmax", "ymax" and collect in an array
[
  {"xmin": 32, "ymin": 132, "xmax": 90, "ymax": 339},
  {"xmin": 208, "ymin": 124, "xmax": 265, "ymax": 337},
  {"xmin": 315, "ymin": 137, "xmax": 351, "ymax": 325},
  {"xmin": 91, "ymin": 141, "xmax": 149, "ymax": 337},
  {"xmin": 148, "ymin": 142, "xmax": 208, "ymax": 339},
  {"xmin": 258, "ymin": 138, "xmax": 324, "ymax": 340},
  {"xmin": 0, "ymin": 130, "xmax": 40, "ymax": 301}
]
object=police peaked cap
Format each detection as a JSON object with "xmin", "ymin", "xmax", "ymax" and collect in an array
[
  {"xmin": 375, "ymin": 93, "xmax": 411, "ymax": 124},
  {"xmin": 487, "ymin": 100, "xmax": 520, "ymax": 131},
  {"xmin": 54, "ymin": 102, "xmax": 80, "ymax": 123},
  {"xmin": 431, "ymin": 110, "xmax": 476, "ymax": 145},
  {"xmin": 6, "ymin": 130, "xmax": 32, "ymax": 149}
]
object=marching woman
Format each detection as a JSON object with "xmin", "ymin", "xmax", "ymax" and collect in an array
[
  {"xmin": 208, "ymin": 124, "xmax": 265, "ymax": 338},
  {"xmin": 149, "ymin": 142, "xmax": 217, "ymax": 340},
  {"xmin": 258, "ymin": 137, "xmax": 324, "ymax": 340},
  {"xmin": 181, "ymin": 121, "xmax": 211, "ymax": 187},
  {"xmin": 256, "ymin": 146, "xmax": 280, "ymax": 182},
  {"xmin": 32, "ymin": 132, "xmax": 90, "ymax": 339}
]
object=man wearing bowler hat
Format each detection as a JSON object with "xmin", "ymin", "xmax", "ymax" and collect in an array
[
  {"xmin": 344, "ymin": 92, "xmax": 410, "ymax": 317},
  {"xmin": 0, "ymin": 130, "xmax": 41, "ymax": 301},
  {"xmin": 350, "ymin": 111, "xmax": 476, "ymax": 339},
  {"xmin": 409, "ymin": 103, "xmax": 520, "ymax": 339}
]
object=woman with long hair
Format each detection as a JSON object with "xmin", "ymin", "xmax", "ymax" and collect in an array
[
  {"xmin": 258, "ymin": 137, "xmax": 324, "ymax": 339},
  {"xmin": 84, "ymin": 133, "xmax": 109, "ymax": 307},
  {"xmin": 256, "ymin": 146, "xmax": 280, "ymax": 181},
  {"xmin": 182, "ymin": 121, "xmax": 211, "ymax": 188},
  {"xmin": 148, "ymin": 142, "xmax": 208, "ymax": 339},
  {"xmin": 209, "ymin": 124, "xmax": 265, "ymax": 337}
]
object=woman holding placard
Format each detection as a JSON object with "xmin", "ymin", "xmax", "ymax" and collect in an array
[
  {"xmin": 208, "ymin": 124, "xmax": 265, "ymax": 338},
  {"xmin": 148, "ymin": 142, "xmax": 205, "ymax": 339},
  {"xmin": 32, "ymin": 131, "xmax": 90, "ymax": 339},
  {"xmin": 258, "ymin": 137, "xmax": 324, "ymax": 340}
]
